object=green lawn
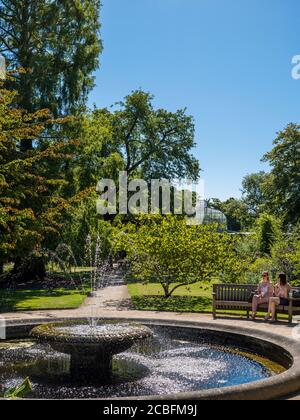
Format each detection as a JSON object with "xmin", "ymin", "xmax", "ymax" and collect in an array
[
  {"xmin": 127, "ymin": 281, "xmax": 288, "ymax": 319},
  {"xmin": 128, "ymin": 281, "xmax": 213, "ymax": 312},
  {"xmin": 0, "ymin": 288, "xmax": 89, "ymax": 313}
]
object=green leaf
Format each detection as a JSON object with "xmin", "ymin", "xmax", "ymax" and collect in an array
[{"xmin": 4, "ymin": 377, "xmax": 32, "ymax": 399}]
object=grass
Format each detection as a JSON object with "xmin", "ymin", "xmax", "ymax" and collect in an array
[
  {"xmin": 127, "ymin": 280, "xmax": 289, "ymax": 319},
  {"xmin": 128, "ymin": 281, "xmax": 213, "ymax": 313},
  {"xmin": 0, "ymin": 265, "xmax": 92, "ymax": 313},
  {"xmin": 0, "ymin": 288, "xmax": 89, "ymax": 313}
]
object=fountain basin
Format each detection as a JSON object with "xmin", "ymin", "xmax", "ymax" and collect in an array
[
  {"xmin": 30, "ymin": 321, "xmax": 153, "ymax": 382},
  {"xmin": 2, "ymin": 318, "xmax": 300, "ymax": 400}
]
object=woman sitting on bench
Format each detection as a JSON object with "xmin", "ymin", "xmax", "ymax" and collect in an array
[
  {"xmin": 252, "ymin": 272, "xmax": 274, "ymax": 320},
  {"xmin": 265, "ymin": 273, "xmax": 291, "ymax": 323}
]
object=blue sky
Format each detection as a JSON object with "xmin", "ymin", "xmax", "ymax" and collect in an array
[{"xmin": 89, "ymin": 0, "xmax": 300, "ymax": 200}]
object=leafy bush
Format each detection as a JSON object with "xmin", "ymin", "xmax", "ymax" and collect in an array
[
  {"xmin": 245, "ymin": 257, "xmax": 275, "ymax": 284},
  {"xmin": 256, "ymin": 213, "xmax": 282, "ymax": 256},
  {"xmin": 114, "ymin": 215, "xmax": 242, "ymax": 297},
  {"xmin": 271, "ymin": 225, "xmax": 300, "ymax": 281},
  {"xmin": 243, "ymin": 223, "xmax": 300, "ymax": 284}
]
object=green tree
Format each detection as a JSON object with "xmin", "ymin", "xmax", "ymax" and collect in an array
[
  {"xmin": 210, "ymin": 198, "xmax": 252, "ymax": 231},
  {"xmin": 114, "ymin": 215, "xmax": 241, "ymax": 298},
  {"xmin": 0, "ymin": 82, "xmax": 85, "ymax": 281},
  {"xmin": 75, "ymin": 109, "xmax": 124, "ymax": 190},
  {"xmin": 59, "ymin": 193, "xmax": 114, "ymax": 265},
  {"xmin": 56, "ymin": 110, "xmax": 124, "ymax": 251},
  {"xmin": 262, "ymin": 123, "xmax": 300, "ymax": 226},
  {"xmin": 256, "ymin": 213, "xmax": 281, "ymax": 256},
  {"xmin": 271, "ymin": 224, "xmax": 300, "ymax": 281},
  {"xmin": 101, "ymin": 90, "xmax": 200, "ymax": 181},
  {"xmin": 290, "ymin": 225, "xmax": 300, "ymax": 280},
  {"xmin": 0, "ymin": 0, "xmax": 102, "ymax": 150},
  {"xmin": 242, "ymin": 171, "xmax": 269, "ymax": 217}
]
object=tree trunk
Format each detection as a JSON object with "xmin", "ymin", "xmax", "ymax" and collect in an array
[
  {"xmin": 13, "ymin": 255, "xmax": 46, "ymax": 283},
  {"xmin": 162, "ymin": 284, "xmax": 171, "ymax": 298}
]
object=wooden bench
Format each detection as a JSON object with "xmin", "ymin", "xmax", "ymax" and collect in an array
[{"xmin": 212, "ymin": 284, "xmax": 300, "ymax": 324}]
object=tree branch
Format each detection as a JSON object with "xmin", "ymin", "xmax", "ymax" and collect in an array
[
  {"xmin": 127, "ymin": 132, "xmax": 169, "ymax": 174},
  {"xmin": 0, "ymin": 24, "xmax": 19, "ymax": 43},
  {"xmin": 0, "ymin": 36, "xmax": 16, "ymax": 56},
  {"xmin": 0, "ymin": 10, "xmax": 13, "ymax": 20},
  {"xmin": 124, "ymin": 114, "xmax": 139, "ymax": 171},
  {"xmin": 168, "ymin": 272, "xmax": 214, "ymax": 296},
  {"xmin": 127, "ymin": 149, "xmax": 153, "ymax": 174}
]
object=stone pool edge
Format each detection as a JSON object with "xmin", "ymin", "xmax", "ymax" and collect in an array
[{"xmin": 2, "ymin": 317, "xmax": 300, "ymax": 401}]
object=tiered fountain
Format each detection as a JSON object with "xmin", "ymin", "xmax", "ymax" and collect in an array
[
  {"xmin": 31, "ymin": 321, "xmax": 152, "ymax": 382},
  {"xmin": 30, "ymin": 238, "xmax": 153, "ymax": 383}
]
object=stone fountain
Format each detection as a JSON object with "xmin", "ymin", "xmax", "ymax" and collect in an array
[{"xmin": 31, "ymin": 321, "xmax": 153, "ymax": 382}]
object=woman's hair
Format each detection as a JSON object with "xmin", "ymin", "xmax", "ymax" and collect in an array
[
  {"xmin": 262, "ymin": 271, "xmax": 270, "ymax": 281},
  {"xmin": 279, "ymin": 273, "xmax": 287, "ymax": 286}
]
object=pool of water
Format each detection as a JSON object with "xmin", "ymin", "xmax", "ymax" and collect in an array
[{"xmin": 0, "ymin": 326, "xmax": 285, "ymax": 399}]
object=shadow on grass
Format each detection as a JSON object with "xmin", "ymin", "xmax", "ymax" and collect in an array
[
  {"xmin": 0, "ymin": 289, "xmax": 87, "ymax": 313},
  {"xmin": 131, "ymin": 295, "xmax": 212, "ymax": 313},
  {"xmin": 131, "ymin": 295, "xmax": 292, "ymax": 323},
  {"xmin": 0, "ymin": 270, "xmax": 92, "ymax": 291}
]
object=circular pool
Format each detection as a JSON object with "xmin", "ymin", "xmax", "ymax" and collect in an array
[{"xmin": 1, "ymin": 318, "xmax": 299, "ymax": 400}]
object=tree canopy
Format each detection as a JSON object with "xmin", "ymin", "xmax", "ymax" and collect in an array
[
  {"xmin": 114, "ymin": 215, "xmax": 241, "ymax": 298},
  {"xmin": 103, "ymin": 90, "xmax": 200, "ymax": 181},
  {"xmin": 262, "ymin": 123, "xmax": 300, "ymax": 226},
  {"xmin": 256, "ymin": 213, "xmax": 282, "ymax": 256},
  {"xmin": 0, "ymin": 80, "xmax": 85, "ymax": 278},
  {"xmin": 242, "ymin": 171, "xmax": 269, "ymax": 218},
  {"xmin": 0, "ymin": 0, "xmax": 102, "ymax": 150},
  {"xmin": 209, "ymin": 197, "xmax": 253, "ymax": 231}
]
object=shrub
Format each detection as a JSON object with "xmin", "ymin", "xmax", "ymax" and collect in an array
[
  {"xmin": 256, "ymin": 214, "xmax": 282, "ymax": 256},
  {"xmin": 114, "ymin": 215, "xmax": 242, "ymax": 297}
]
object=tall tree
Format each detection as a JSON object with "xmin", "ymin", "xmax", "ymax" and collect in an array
[
  {"xmin": 256, "ymin": 213, "xmax": 282, "ymax": 256},
  {"xmin": 263, "ymin": 123, "xmax": 300, "ymax": 226},
  {"xmin": 0, "ymin": 0, "xmax": 102, "ymax": 150},
  {"xmin": 0, "ymin": 81, "xmax": 85, "ymax": 281},
  {"xmin": 107, "ymin": 90, "xmax": 200, "ymax": 181},
  {"xmin": 209, "ymin": 198, "xmax": 252, "ymax": 231},
  {"xmin": 242, "ymin": 171, "xmax": 269, "ymax": 217},
  {"xmin": 75, "ymin": 109, "xmax": 124, "ymax": 190}
]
